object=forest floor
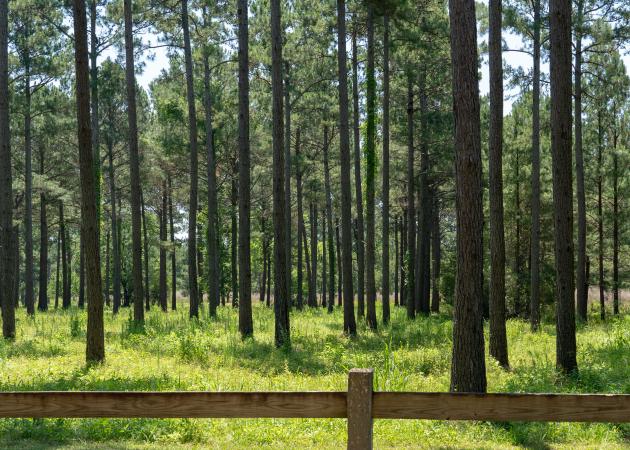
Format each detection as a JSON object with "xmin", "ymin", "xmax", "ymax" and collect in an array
[{"xmin": 0, "ymin": 301, "xmax": 628, "ymax": 449}]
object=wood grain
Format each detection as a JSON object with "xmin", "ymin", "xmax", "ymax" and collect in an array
[
  {"xmin": 0, "ymin": 392, "xmax": 347, "ymax": 419},
  {"xmin": 373, "ymin": 392, "xmax": 630, "ymax": 422},
  {"xmin": 347, "ymin": 369, "xmax": 374, "ymax": 450}
]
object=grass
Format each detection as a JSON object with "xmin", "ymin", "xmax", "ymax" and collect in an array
[{"xmin": 0, "ymin": 301, "xmax": 628, "ymax": 449}]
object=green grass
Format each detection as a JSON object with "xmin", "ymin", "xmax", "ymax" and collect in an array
[{"xmin": 0, "ymin": 302, "xmax": 628, "ymax": 449}]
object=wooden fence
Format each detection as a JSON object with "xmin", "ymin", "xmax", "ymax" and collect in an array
[{"xmin": 1, "ymin": 368, "xmax": 629, "ymax": 449}]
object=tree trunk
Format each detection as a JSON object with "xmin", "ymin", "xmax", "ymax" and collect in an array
[
  {"xmin": 270, "ymin": 0, "xmax": 289, "ymax": 347},
  {"xmin": 336, "ymin": 217, "xmax": 342, "ymax": 307},
  {"xmin": 168, "ymin": 175, "xmax": 176, "ymax": 310},
  {"xmin": 417, "ymin": 74, "xmax": 431, "ymax": 316},
  {"xmin": 431, "ymin": 197, "xmax": 441, "ymax": 313},
  {"xmin": 406, "ymin": 76, "xmax": 416, "ymax": 320},
  {"xmin": 72, "ymin": 0, "xmax": 104, "ymax": 361},
  {"xmin": 488, "ymin": 0, "xmax": 509, "ymax": 368},
  {"xmin": 529, "ymin": 0, "xmax": 542, "ymax": 330},
  {"xmin": 0, "ymin": 0, "xmax": 16, "ymax": 337},
  {"xmin": 141, "ymin": 189, "xmax": 150, "ymax": 311},
  {"xmin": 55, "ymin": 223, "xmax": 61, "ymax": 309},
  {"xmin": 549, "ymin": 0, "xmax": 577, "ymax": 374},
  {"xmin": 323, "ymin": 127, "xmax": 335, "ymax": 314},
  {"xmin": 124, "ymin": 0, "xmax": 144, "ymax": 325},
  {"xmin": 295, "ymin": 128, "xmax": 304, "ymax": 310},
  {"xmin": 394, "ymin": 217, "xmax": 399, "ymax": 307},
  {"xmin": 400, "ymin": 213, "xmax": 406, "ymax": 307},
  {"xmin": 203, "ymin": 40, "xmax": 220, "ymax": 318},
  {"xmin": 260, "ymin": 234, "xmax": 267, "ymax": 303},
  {"xmin": 302, "ymin": 220, "xmax": 311, "ymax": 304},
  {"xmin": 38, "ymin": 150, "xmax": 48, "ymax": 311},
  {"xmin": 231, "ymin": 165, "xmax": 238, "ymax": 308},
  {"xmin": 513, "ymin": 125, "xmax": 522, "ymax": 317},
  {"xmin": 181, "ymin": 0, "xmax": 199, "ymax": 319},
  {"xmin": 351, "ymin": 22, "xmax": 365, "ymax": 319},
  {"xmin": 336, "ymin": 0, "xmax": 356, "ymax": 335},
  {"xmin": 364, "ymin": 6, "xmax": 377, "ymax": 330},
  {"xmin": 90, "ymin": 0, "xmax": 101, "ymax": 232},
  {"xmin": 237, "ymin": 0, "xmax": 252, "ymax": 336},
  {"xmin": 105, "ymin": 228, "xmax": 110, "ymax": 307},
  {"xmin": 574, "ymin": 0, "xmax": 587, "ymax": 322},
  {"xmin": 24, "ymin": 33, "xmax": 35, "ymax": 316},
  {"xmin": 159, "ymin": 182, "xmax": 167, "ymax": 312},
  {"xmin": 597, "ymin": 110, "xmax": 604, "ymax": 321},
  {"xmin": 322, "ymin": 211, "xmax": 327, "ymax": 310},
  {"xmin": 381, "ymin": 14, "xmax": 391, "ymax": 325},
  {"xmin": 612, "ymin": 127, "xmax": 619, "ymax": 315},
  {"xmin": 284, "ymin": 67, "xmax": 292, "ymax": 309},
  {"xmin": 448, "ymin": 0, "xmax": 487, "ymax": 393},
  {"xmin": 108, "ymin": 139, "xmax": 121, "ymax": 314},
  {"xmin": 309, "ymin": 202, "xmax": 318, "ymax": 308},
  {"xmin": 79, "ymin": 232, "xmax": 85, "ymax": 308},
  {"xmin": 60, "ymin": 202, "xmax": 70, "ymax": 309},
  {"xmin": 266, "ymin": 246, "xmax": 271, "ymax": 307}
]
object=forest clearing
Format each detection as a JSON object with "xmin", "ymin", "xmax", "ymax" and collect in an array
[{"xmin": 1, "ymin": 302, "xmax": 629, "ymax": 449}]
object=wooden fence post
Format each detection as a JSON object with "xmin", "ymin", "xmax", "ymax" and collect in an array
[{"xmin": 347, "ymin": 368, "xmax": 374, "ymax": 450}]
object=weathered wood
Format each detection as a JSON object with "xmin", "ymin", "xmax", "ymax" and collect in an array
[
  {"xmin": 373, "ymin": 392, "xmax": 630, "ymax": 422},
  {"xmin": 0, "ymin": 392, "xmax": 347, "ymax": 419},
  {"xmin": 347, "ymin": 368, "xmax": 373, "ymax": 450}
]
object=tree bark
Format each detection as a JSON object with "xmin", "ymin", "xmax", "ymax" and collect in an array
[
  {"xmin": 488, "ymin": 0, "xmax": 509, "ymax": 368},
  {"xmin": 431, "ymin": 197, "xmax": 441, "ymax": 313},
  {"xmin": 90, "ymin": 0, "xmax": 101, "ymax": 234},
  {"xmin": 23, "ymin": 29, "xmax": 35, "ymax": 316},
  {"xmin": 574, "ymin": 0, "xmax": 587, "ymax": 322},
  {"xmin": 141, "ymin": 189, "xmax": 150, "ymax": 311},
  {"xmin": 365, "ymin": 6, "xmax": 377, "ymax": 330},
  {"xmin": 79, "ymin": 232, "xmax": 85, "ymax": 309},
  {"xmin": 417, "ymin": 74, "xmax": 431, "ymax": 316},
  {"xmin": 60, "ymin": 202, "xmax": 70, "ymax": 309},
  {"xmin": 108, "ymin": 139, "xmax": 121, "ymax": 314},
  {"xmin": 55, "ymin": 222, "xmax": 61, "ymax": 309},
  {"xmin": 612, "ymin": 127, "xmax": 619, "ymax": 315},
  {"xmin": 295, "ymin": 128, "xmax": 304, "ymax": 310},
  {"xmin": 323, "ymin": 127, "xmax": 335, "ymax": 314},
  {"xmin": 394, "ymin": 217, "xmax": 399, "ymax": 307},
  {"xmin": 124, "ymin": 0, "xmax": 144, "ymax": 325},
  {"xmin": 597, "ymin": 110, "xmax": 604, "ymax": 321},
  {"xmin": 159, "ymin": 183, "xmax": 167, "ymax": 312},
  {"xmin": 231, "ymin": 165, "xmax": 238, "ymax": 308},
  {"xmin": 351, "ymin": 22, "xmax": 365, "ymax": 319},
  {"xmin": 0, "ymin": 0, "xmax": 15, "ymax": 337},
  {"xmin": 271, "ymin": 0, "xmax": 289, "ymax": 347},
  {"xmin": 237, "ymin": 0, "xmax": 252, "ymax": 336},
  {"xmin": 284, "ymin": 67, "xmax": 292, "ymax": 309},
  {"xmin": 38, "ymin": 149, "xmax": 48, "ymax": 311},
  {"xmin": 72, "ymin": 0, "xmax": 104, "ymax": 361},
  {"xmin": 406, "ymin": 76, "xmax": 416, "ymax": 320},
  {"xmin": 529, "ymin": 0, "xmax": 542, "ymax": 330},
  {"xmin": 181, "ymin": 0, "xmax": 199, "ymax": 319},
  {"xmin": 448, "ymin": 0, "xmax": 487, "ymax": 393},
  {"xmin": 168, "ymin": 175, "xmax": 176, "ymax": 310},
  {"xmin": 336, "ymin": 217, "xmax": 342, "ymax": 307},
  {"xmin": 550, "ymin": 0, "xmax": 577, "ymax": 374},
  {"xmin": 381, "ymin": 14, "xmax": 391, "ymax": 325},
  {"xmin": 309, "ymin": 202, "xmax": 318, "ymax": 308}
]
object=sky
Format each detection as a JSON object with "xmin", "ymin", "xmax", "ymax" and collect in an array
[{"xmin": 120, "ymin": 14, "xmax": 629, "ymax": 117}]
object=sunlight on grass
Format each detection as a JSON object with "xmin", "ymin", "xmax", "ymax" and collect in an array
[{"xmin": 0, "ymin": 303, "xmax": 628, "ymax": 448}]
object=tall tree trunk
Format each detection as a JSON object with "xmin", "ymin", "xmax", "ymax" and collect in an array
[
  {"xmin": 574, "ymin": 0, "xmax": 587, "ymax": 322},
  {"xmin": 431, "ymin": 197, "xmax": 441, "ymax": 313},
  {"xmin": 336, "ymin": 0, "xmax": 356, "ymax": 335},
  {"xmin": 79, "ymin": 233, "xmax": 85, "ymax": 308},
  {"xmin": 394, "ymin": 217, "xmax": 399, "ymax": 307},
  {"xmin": 365, "ymin": 6, "xmax": 377, "ymax": 330},
  {"xmin": 266, "ymin": 246, "xmax": 271, "ymax": 307},
  {"xmin": 323, "ymin": 127, "xmax": 335, "ymax": 314},
  {"xmin": 309, "ymin": 202, "xmax": 318, "ymax": 308},
  {"xmin": 336, "ymin": 217, "xmax": 342, "ymax": 307},
  {"xmin": 270, "ymin": 0, "xmax": 289, "ymax": 347},
  {"xmin": 72, "ymin": 0, "xmax": 104, "ymax": 362},
  {"xmin": 448, "ymin": 0, "xmax": 487, "ymax": 393},
  {"xmin": 24, "ymin": 32, "xmax": 35, "ymax": 316},
  {"xmin": 38, "ymin": 150, "xmax": 48, "ymax": 311},
  {"xmin": 381, "ymin": 14, "xmax": 391, "ymax": 325},
  {"xmin": 124, "ymin": 0, "xmax": 144, "ymax": 325},
  {"xmin": 141, "ymin": 189, "xmax": 150, "ymax": 311},
  {"xmin": 351, "ymin": 22, "xmax": 365, "ymax": 319},
  {"xmin": 237, "ymin": 0, "xmax": 252, "ymax": 336},
  {"xmin": 284, "ymin": 67, "xmax": 292, "ymax": 309},
  {"xmin": 60, "ymin": 202, "xmax": 70, "ymax": 309},
  {"xmin": 322, "ymin": 211, "xmax": 327, "ymax": 309},
  {"xmin": 181, "ymin": 0, "xmax": 199, "ymax": 319},
  {"xmin": 90, "ymin": 0, "xmax": 101, "ymax": 234},
  {"xmin": 295, "ymin": 128, "xmax": 304, "ymax": 310},
  {"xmin": 159, "ymin": 182, "xmax": 167, "ymax": 312},
  {"xmin": 203, "ymin": 38, "xmax": 220, "ymax": 318},
  {"xmin": 549, "ymin": 0, "xmax": 577, "ymax": 374},
  {"xmin": 612, "ymin": 127, "xmax": 619, "ymax": 315},
  {"xmin": 0, "ymin": 0, "xmax": 15, "ymax": 338},
  {"xmin": 231, "ymin": 166, "xmax": 238, "ymax": 308},
  {"xmin": 530, "ymin": 0, "xmax": 542, "ymax": 330},
  {"xmin": 108, "ymin": 139, "xmax": 121, "ymax": 314},
  {"xmin": 302, "ymin": 220, "xmax": 311, "ymax": 304},
  {"xmin": 405, "ymin": 76, "xmax": 416, "ymax": 320},
  {"xmin": 597, "ymin": 110, "xmax": 604, "ymax": 321},
  {"xmin": 168, "ymin": 175, "xmax": 176, "ymax": 310},
  {"xmin": 488, "ymin": 0, "xmax": 509, "ymax": 368},
  {"xmin": 55, "ymin": 223, "xmax": 61, "ymax": 309},
  {"xmin": 105, "ymin": 228, "xmax": 110, "ymax": 306},
  {"xmin": 513, "ymin": 125, "xmax": 522, "ymax": 316},
  {"xmin": 400, "ymin": 213, "xmax": 406, "ymax": 307},
  {"xmin": 417, "ymin": 74, "xmax": 431, "ymax": 316},
  {"xmin": 260, "ymin": 234, "xmax": 267, "ymax": 303}
]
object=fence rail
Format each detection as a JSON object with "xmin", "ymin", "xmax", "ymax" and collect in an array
[{"xmin": 1, "ymin": 368, "xmax": 629, "ymax": 449}]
